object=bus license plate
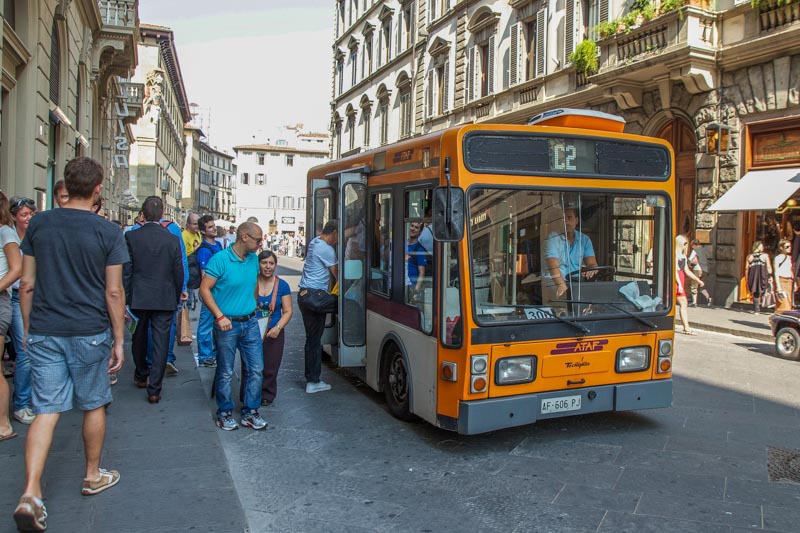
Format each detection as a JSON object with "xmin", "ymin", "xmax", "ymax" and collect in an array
[{"xmin": 541, "ymin": 395, "xmax": 582, "ymax": 414}]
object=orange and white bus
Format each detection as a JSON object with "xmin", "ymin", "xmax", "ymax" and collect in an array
[{"xmin": 307, "ymin": 109, "xmax": 674, "ymax": 434}]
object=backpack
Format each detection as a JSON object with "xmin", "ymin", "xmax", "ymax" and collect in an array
[{"xmin": 187, "ymin": 241, "xmax": 216, "ymax": 290}]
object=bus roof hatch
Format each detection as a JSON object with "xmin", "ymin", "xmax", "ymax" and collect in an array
[{"xmin": 526, "ymin": 108, "xmax": 625, "ymax": 133}]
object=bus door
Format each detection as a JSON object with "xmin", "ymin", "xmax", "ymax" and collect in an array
[
  {"xmin": 310, "ymin": 177, "xmax": 338, "ymax": 353},
  {"xmin": 337, "ymin": 171, "xmax": 368, "ymax": 367}
]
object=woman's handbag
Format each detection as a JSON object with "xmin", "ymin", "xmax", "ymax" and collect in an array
[
  {"xmin": 762, "ymin": 287, "xmax": 776, "ymax": 310},
  {"xmin": 257, "ymin": 277, "xmax": 280, "ymax": 339}
]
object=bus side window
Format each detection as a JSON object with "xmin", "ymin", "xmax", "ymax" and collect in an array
[
  {"xmin": 370, "ymin": 192, "xmax": 392, "ymax": 295},
  {"xmin": 442, "ymin": 243, "xmax": 462, "ymax": 346}
]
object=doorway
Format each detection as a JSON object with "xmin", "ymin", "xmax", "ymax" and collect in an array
[{"xmin": 657, "ymin": 119, "xmax": 697, "ymax": 237}]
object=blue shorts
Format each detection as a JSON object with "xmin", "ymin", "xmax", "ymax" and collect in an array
[{"xmin": 26, "ymin": 330, "xmax": 113, "ymax": 414}]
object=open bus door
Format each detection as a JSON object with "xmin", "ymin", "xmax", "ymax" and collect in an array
[
  {"xmin": 336, "ymin": 171, "xmax": 368, "ymax": 367},
  {"xmin": 311, "ymin": 169, "xmax": 369, "ymax": 367}
]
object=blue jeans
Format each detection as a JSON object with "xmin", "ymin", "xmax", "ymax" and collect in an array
[
  {"xmin": 10, "ymin": 290, "xmax": 32, "ymax": 411},
  {"xmin": 213, "ymin": 317, "xmax": 263, "ymax": 416},
  {"xmin": 197, "ymin": 303, "xmax": 216, "ymax": 363},
  {"xmin": 146, "ymin": 308, "xmax": 177, "ymax": 367}
]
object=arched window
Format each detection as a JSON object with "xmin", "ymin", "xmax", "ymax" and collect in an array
[
  {"xmin": 397, "ymin": 72, "xmax": 413, "ymax": 137},
  {"xmin": 360, "ymin": 94, "xmax": 373, "ymax": 148}
]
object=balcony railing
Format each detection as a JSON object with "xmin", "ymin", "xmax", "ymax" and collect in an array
[
  {"xmin": 758, "ymin": 0, "xmax": 800, "ymax": 32},
  {"xmin": 99, "ymin": 1, "xmax": 137, "ymax": 29},
  {"xmin": 616, "ymin": 24, "xmax": 669, "ymax": 64},
  {"xmin": 119, "ymin": 81, "xmax": 143, "ymax": 105}
]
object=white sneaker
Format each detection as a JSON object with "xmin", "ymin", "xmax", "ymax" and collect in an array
[
  {"xmin": 13, "ymin": 408, "xmax": 35, "ymax": 425},
  {"xmin": 305, "ymin": 381, "xmax": 332, "ymax": 394}
]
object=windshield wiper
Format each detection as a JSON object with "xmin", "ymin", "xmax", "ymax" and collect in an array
[
  {"xmin": 536, "ymin": 306, "xmax": 590, "ymax": 335},
  {"xmin": 560, "ymin": 299, "xmax": 658, "ymax": 329}
]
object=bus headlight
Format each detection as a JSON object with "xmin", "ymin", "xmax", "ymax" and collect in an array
[
  {"xmin": 658, "ymin": 339, "xmax": 673, "ymax": 357},
  {"xmin": 495, "ymin": 356, "xmax": 536, "ymax": 385},
  {"xmin": 616, "ymin": 347, "xmax": 650, "ymax": 373}
]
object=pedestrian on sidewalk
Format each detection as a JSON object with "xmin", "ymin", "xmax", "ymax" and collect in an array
[
  {"xmin": 746, "ymin": 240, "xmax": 772, "ymax": 314},
  {"xmin": 199, "ymin": 222, "xmax": 267, "ymax": 431},
  {"xmin": 124, "ymin": 196, "xmax": 185, "ymax": 404},
  {"xmin": 688, "ymin": 239, "xmax": 712, "ymax": 307},
  {"xmin": 773, "ymin": 239, "xmax": 793, "ymax": 313},
  {"xmin": 8, "ymin": 196, "xmax": 37, "ymax": 426},
  {"xmin": 676, "ymin": 235, "xmax": 702, "ymax": 335},
  {"xmin": 13, "ymin": 157, "xmax": 127, "ymax": 532},
  {"xmin": 52, "ymin": 180, "xmax": 69, "ymax": 208},
  {"xmin": 0, "ymin": 191, "xmax": 21, "ymax": 443},
  {"xmin": 195, "ymin": 215, "xmax": 223, "ymax": 367},
  {"xmin": 298, "ymin": 220, "xmax": 338, "ymax": 394},
  {"xmin": 246, "ymin": 250, "xmax": 292, "ymax": 407}
]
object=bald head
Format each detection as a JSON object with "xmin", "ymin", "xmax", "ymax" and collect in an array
[
  {"xmin": 237, "ymin": 222, "xmax": 263, "ymax": 242},
  {"xmin": 186, "ymin": 212, "xmax": 200, "ymax": 233}
]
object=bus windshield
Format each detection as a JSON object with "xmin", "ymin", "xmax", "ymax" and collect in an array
[{"xmin": 468, "ymin": 188, "xmax": 670, "ymax": 324}]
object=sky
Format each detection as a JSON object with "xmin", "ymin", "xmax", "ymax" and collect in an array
[{"xmin": 138, "ymin": 0, "xmax": 333, "ymax": 153}]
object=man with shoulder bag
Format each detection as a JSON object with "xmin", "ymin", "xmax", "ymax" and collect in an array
[{"xmin": 298, "ymin": 220, "xmax": 338, "ymax": 394}]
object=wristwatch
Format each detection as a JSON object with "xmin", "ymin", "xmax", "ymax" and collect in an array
[{"xmin": 275, "ymin": 324, "xmax": 282, "ymax": 330}]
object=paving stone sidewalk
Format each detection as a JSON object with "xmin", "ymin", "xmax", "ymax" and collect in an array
[
  {"xmin": 0, "ymin": 325, "xmax": 248, "ymax": 533},
  {"xmin": 689, "ymin": 304, "xmax": 773, "ymax": 342}
]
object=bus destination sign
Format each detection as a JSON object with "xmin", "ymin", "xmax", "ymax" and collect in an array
[{"xmin": 463, "ymin": 132, "xmax": 671, "ymax": 180}]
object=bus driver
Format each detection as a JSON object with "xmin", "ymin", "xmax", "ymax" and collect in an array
[{"xmin": 545, "ymin": 207, "xmax": 598, "ymax": 298}]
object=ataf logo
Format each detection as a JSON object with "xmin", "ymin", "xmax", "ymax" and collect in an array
[{"xmin": 551, "ymin": 339, "xmax": 608, "ymax": 355}]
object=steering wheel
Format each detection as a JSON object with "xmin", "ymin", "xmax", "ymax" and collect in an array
[{"xmin": 566, "ymin": 265, "xmax": 616, "ymax": 282}]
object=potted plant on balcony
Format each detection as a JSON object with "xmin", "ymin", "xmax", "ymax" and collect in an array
[
  {"xmin": 569, "ymin": 39, "xmax": 599, "ymax": 76},
  {"xmin": 595, "ymin": 19, "xmax": 620, "ymax": 39}
]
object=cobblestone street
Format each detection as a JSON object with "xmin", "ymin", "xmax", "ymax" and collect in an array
[{"xmin": 2, "ymin": 255, "xmax": 799, "ymax": 532}]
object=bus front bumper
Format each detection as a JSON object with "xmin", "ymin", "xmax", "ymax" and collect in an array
[{"xmin": 455, "ymin": 380, "xmax": 672, "ymax": 435}]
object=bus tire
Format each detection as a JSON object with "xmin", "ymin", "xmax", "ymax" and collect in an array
[
  {"xmin": 775, "ymin": 327, "xmax": 800, "ymax": 359},
  {"xmin": 382, "ymin": 347, "xmax": 415, "ymax": 421}
]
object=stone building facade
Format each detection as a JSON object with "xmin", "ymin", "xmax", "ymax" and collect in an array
[
  {"xmin": 234, "ymin": 128, "xmax": 329, "ymax": 236},
  {"xmin": 330, "ymin": 0, "xmax": 800, "ymax": 306},
  {"xmin": 0, "ymin": 0, "xmax": 141, "ymax": 215},
  {"xmin": 202, "ymin": 142, "xmax": 235, "ymax": 222},
  {"xmin": 128, "ymin": 23, "xmax": 190, "ymax": 222}
]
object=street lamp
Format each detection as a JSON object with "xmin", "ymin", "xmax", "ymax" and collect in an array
[{"xmin": 706, "ymin": 123, "xmax": 732, "ymax": 155}]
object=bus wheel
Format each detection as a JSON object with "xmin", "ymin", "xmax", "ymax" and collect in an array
[{"xmin": 383, "ymin": 349, "xmax": 414, "ymax": 421}]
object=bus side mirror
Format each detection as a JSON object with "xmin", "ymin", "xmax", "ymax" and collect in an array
[{"xmin": 432, "ymin": 186, "xmax": 465, "ymax": 242}]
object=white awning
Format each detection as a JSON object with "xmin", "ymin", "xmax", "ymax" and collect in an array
[{"xmin": 708, "ymin": 168, "xmax": 800, "ymax": 211}]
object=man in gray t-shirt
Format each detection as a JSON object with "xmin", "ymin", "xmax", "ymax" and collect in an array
[
  {"xmin": 13, "ymin": 157, "xmax": 127, "ymax": 532},
  {"xmin": 297, "ymin": 220, "xmax": 338, "ymax": 394}
]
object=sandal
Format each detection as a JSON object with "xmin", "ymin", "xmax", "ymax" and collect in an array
[{"xmin": 679, "ymin": 329, "xmax": 697, "ymax": 336}]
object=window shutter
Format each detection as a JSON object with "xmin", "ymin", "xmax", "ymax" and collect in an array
[
  {"xmin": 510, "ymin": 22, "xmax": 520, "ymax": 87},
  {"xmin": 487, "ymin": 35, "xmax": 495, "ymax": 95},
  {"xmin": 600, "ymin": 0, "xmax": 609, "ymax": 23},
  {"xmin": 426, "ymin": 69, "xmax": 434, "ymax": 118},
  {"xmin": 429, "ymin": 0, "xmax": 436, "ymax": 24},
  {"xmin": 442, "ymin": 60, "xmax": 450, "ymax": 113},
  {"xmin": 396, "ymin": 14, "xmax": 402, "ymax": 55},
  {"xmin": 467, "ymin": 46, "xmax": 476, "ymax": 102},
  {"xmin": 361, "ymin": 42, "xmax": 366, "ymax": 77},
  {"xmin": 566, "ymin": 0, "xmax": 575, "ymax": 65},
  {"xmin": 536, "ymin": 8, "xmax": 547, "ymax": 78},
  {"xmin": 473, "ymin": 45, "xmax": 482, "ymax": 99},
  {"xmin": 377, "ymin": 30, "xmax": 383, "ymax": 67}
]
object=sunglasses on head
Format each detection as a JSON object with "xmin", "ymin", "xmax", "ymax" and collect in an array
[{"xmin": 11, "ymin": 198, "xmax": 36, "ymax": 211}]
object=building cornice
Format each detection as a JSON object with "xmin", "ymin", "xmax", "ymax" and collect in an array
[{"xmin": 140, "ymin": 24, "xmax": 191, "ymax": 124}]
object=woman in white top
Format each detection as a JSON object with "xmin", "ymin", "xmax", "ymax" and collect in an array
[
  {"xmin": 0, "ymin": 192, "xmax": 22, "ymax": 441},
  {"xmin": 8, "ymin": 196, "xmax": 36, "ymax": 425},
  {"xmin": 773, "ymin": 239, "xmax": 793, "ymax": 313}
]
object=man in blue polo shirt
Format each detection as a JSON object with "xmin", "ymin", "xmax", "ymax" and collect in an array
[
  {"xmin": 199, "ymin": 222, "xmax": 266, "ymax": 431},
  {"xmin": 544, "ymin": 207, "xmax": 598, "ymax": 298}
]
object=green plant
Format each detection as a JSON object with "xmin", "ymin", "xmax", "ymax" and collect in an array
[
  {"xmin": 661, "ymin": 0, "xmax": 686, "ymax": 13},
  {"xmin": 569, "ymin": 39, "xmax": 599, "ymax": 76},
  {"xmin": 594, "ymin": 19, "xmax": 620, "ymax": 38},
  {"xmin": 641, "ymin": 3, "xmax": 657, "ymax": 20},
  {"xmin": 621, "ymin": 10, "xmax": 640, "ymax": 29}
]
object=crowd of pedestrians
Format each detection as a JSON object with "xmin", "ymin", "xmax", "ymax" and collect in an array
[{"xmin": 1, "ymin": 156, "xmax": 310, "ymax": 531}]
